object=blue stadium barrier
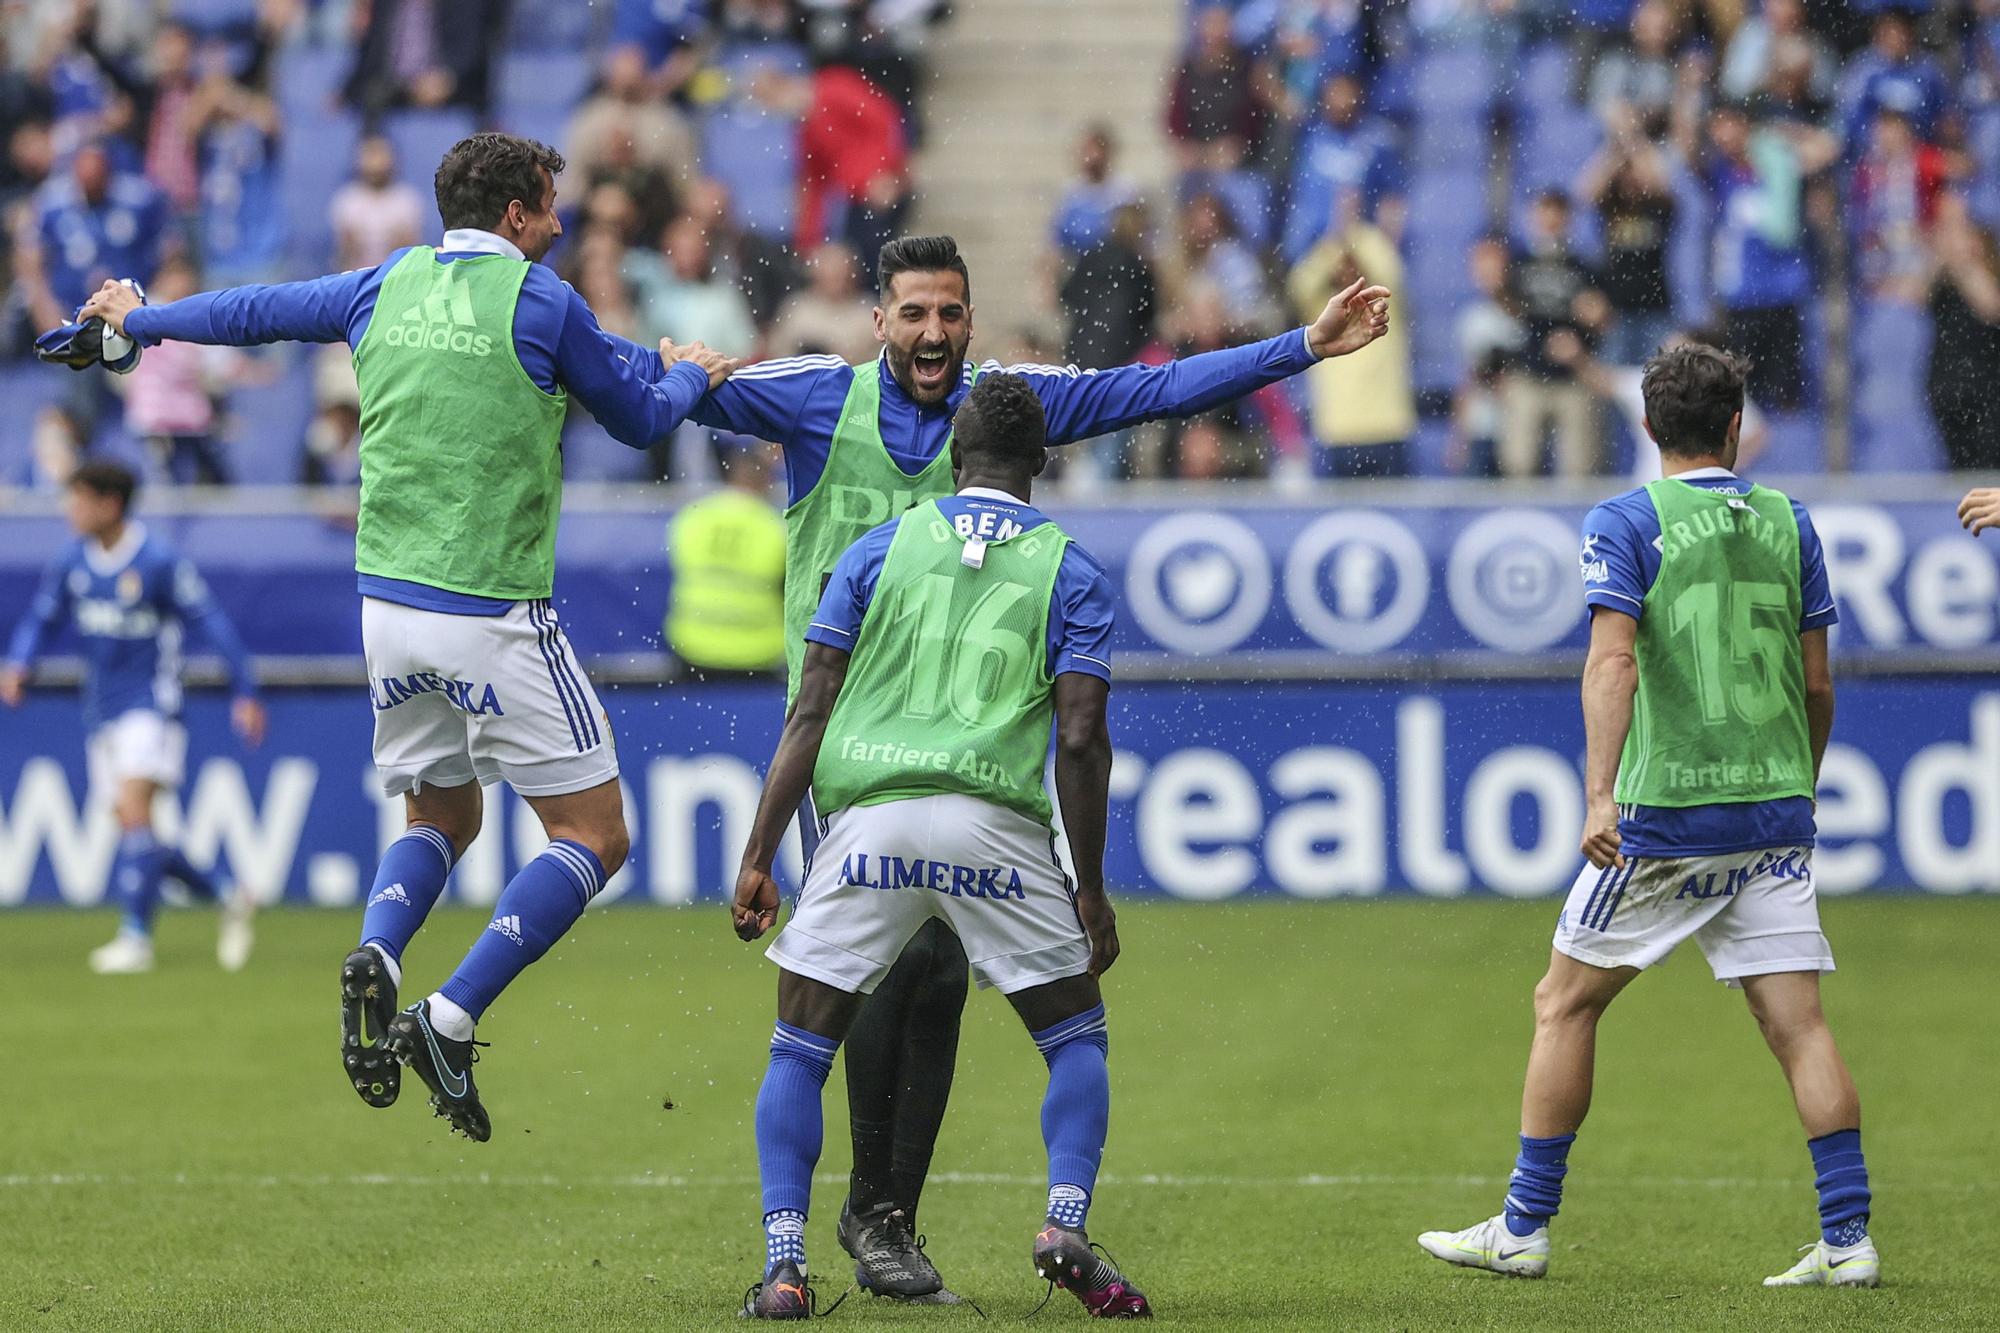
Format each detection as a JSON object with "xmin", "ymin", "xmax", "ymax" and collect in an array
[{"xmin": 3, "ymin": 484, "xmax": 1994, "ymax": 903}]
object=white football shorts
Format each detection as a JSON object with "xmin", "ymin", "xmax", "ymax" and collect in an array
[
  {"xmin": 1553, "ymin": 844, "xmax": 1833, "ymax": 985},
  {"xmin": 87, "ymin": 708, "xmax": 186, "ymax": 792},
  {"xmin": 362, "ymin": 596, "xmax": 617, "ymax": 798},
  {"xmin": 768, "ymin": 792, "xmax": 1092, "ymax": 996}
]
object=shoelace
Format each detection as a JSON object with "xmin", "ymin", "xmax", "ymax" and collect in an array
[
  {"xmin": 1026, "ymin": 1239, "xmax": 1127, "ymax": 1320},
  {"xmin": 740, "ymin": 1277, "xmax": 851, "ymax": 1319}
]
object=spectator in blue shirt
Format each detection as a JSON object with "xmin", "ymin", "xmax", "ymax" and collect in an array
[
  {"xmin": 193, "ymin": 67, "xmax": 285, "ymax": 286},
  {"xmin": 26, "ymin": 141, "xmax": 170, "ymax": 332},
  {"xmin": 1837, "ymin": 8, "xmax": 1951, "ymax": 152},
  {"xmin": 1049, "ymin": 123, "xmax": 1142, "ymax": 259},
  {"xmin": 1702, "ymin": 102, "xmax": 1836, "ymax": 412},
  {"xmin": 1282, "ymin": 74, "xmax": 1405, "ymax": 264}
]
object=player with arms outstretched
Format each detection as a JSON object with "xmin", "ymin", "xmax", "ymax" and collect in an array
[
  {"xmin": 646, "ymin": 232, "xmax": 1387, "ymax": 1297},
  {"xmin": 1417, "ymin": 345, "xmax": 1879, "ymax": 1288},
  {"xmin": 68, "ymin": 133, "xmax": 735, "ymax": 1139},
  {"xmin": 732, "ymin": 374, "xmax": 1145, "ymax": 1319},
  {"xmin": 3, "ymin": 462, "xmax": 264, "ymax": 973}
]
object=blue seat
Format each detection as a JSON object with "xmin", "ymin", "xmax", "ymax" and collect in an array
[
  {"xmin": 280, "ymin": 110, "xmax": 362, "ymax": 271},
  {"xmin": 219, "ymin": 355, "xmax": 317, "ymax": 485},
  {"xmin": 497, "ymin": 52, "xmax": 594, "ymax": 111},
  {"xmin": 1848, "ymin": 300, "xmax": 1944, "ymax": 472},
  {"xmin": 385, "ymin": 110, "xmax": 480, "ymax": 198}
]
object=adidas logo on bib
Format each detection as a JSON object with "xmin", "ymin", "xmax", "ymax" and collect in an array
[{"xmin": 382, "ymin": 264, "xmax": 494, "ymax": 357}]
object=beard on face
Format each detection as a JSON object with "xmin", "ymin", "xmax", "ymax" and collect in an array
[{"xmin": 887, "ymin": 332, "xmax": 967, "ymax": 404}]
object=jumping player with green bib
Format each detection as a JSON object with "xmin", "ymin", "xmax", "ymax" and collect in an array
[
  {"xmin": 646, "ymin": 233, "xmax": 1388, "ymax": 1297},
  {"xmin": 730, "ymin": 374, "xmax": 1146, "ymax": 1319},
  {"xmin": 75, "ymin": 134, "xmax": 736, "ymax": 1141},
  {"xmin": 1417, "ymin": 345, "xmax": 1879, "ymax": 1289}
]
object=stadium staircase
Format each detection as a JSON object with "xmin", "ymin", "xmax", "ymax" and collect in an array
[{"xmin": 910, "ymin": 0, "xmax": 1180, "ymax": 340}]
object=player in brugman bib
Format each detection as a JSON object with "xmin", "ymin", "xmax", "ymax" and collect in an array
[{"xmin": 1418, "ymin": 344, "xmax": 1881, "ymax": 1291}]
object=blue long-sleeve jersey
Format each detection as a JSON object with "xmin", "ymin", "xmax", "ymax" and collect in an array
[
  {"xmin": 621, "ymin": 330, "xmax": 1319, "ymax": 506},
  {"xmin": 6, "ymin": 522, "xmax": 258, "ymax": 731},
  {"xmin": 120, "ymin": 228, "xmax": 711, "ymax": 614}
]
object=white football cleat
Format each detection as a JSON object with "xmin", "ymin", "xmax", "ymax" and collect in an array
[
  {"xmin": 1763, "ymin": 1237, "xmax": 1881, "ymax": 1288},
  {"xmin": 1417, "ymin": 1214, "xmax": 1549, "ymax": 1278},
  {"xmin": 217, "ymin": 885, "xmax": 256, "ymax": 972},
  {"xmin": 89, "ymin": 931, "xmax": 155, "ymax": 975}
]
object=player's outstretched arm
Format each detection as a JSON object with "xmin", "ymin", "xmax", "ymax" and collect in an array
[
  {"xmin": 1579, "ymin": 607, "xmax": 1640, "ymax": 870},
  {"xmin": 734, "ymin": 642, "xmax": 851, "ymax": 941},
  {"xmin": 85, "ymin": 269, "xmax": 366, "ymax": 347},
  {"xmin": 1017, "ymin": 277, "xmax": 1390, "ymax": 446},
  {"xmin": 1960, "ymin": 487, "xmax": 2000, "ymax": 537},
  {"xmin": 1053, "ymin": 672, "xmax": 1118, "ymax": 977},
  {"xmin": 556, "ymin": 288, "xmax": 736, "ymax": 448}
]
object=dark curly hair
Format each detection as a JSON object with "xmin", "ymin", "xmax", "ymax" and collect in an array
[
  {"xmin": 434, "ymin": 133, "xmax": 565, "ymax": 233},
  {"xmin": 1641, "ymin": 343, "xmax": 1750, "ymax": 458},
  {"xmin": 953, "ymin": 373, "xmax": 1046, "ymax": 471},
  {"xmin": 69, "ymin": 459, "xmax": 137, "ymax": 515},
  {"xmin": 877, "ymin": 234, "xmax": 971, "ymax": 302}
]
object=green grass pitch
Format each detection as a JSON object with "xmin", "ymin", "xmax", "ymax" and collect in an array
[{"xmin": 3, "ymin": 897, "xmax": 1994, "ymax": 1331}]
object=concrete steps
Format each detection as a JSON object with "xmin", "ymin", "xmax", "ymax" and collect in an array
[{"xmin": 909, "ymin": 0, "xmax": 1181, "ymax": 340}]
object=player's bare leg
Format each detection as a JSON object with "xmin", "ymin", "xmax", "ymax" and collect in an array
[
  {"xmin": 342, "ymin": 780, "xmax": 483, "ymax": 1108},
  {"xmin": 1420, "ymin": 950, "xmax": 1637, "ymax": 1278},
  {"xmin": 1521, "ymin": 950, "xmax": 1640, "ymax": 1138},
  {"xmin": 1744, "ymin": 972, "xmax": 1879, "ymax": 1288}
]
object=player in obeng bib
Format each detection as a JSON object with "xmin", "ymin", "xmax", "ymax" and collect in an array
[
  {"xmin": 74, "ymin": 133, "xmax": 736, "ymax": 1142},
  {"xmin": 1418, "ymin": 344, "xmax": 1880, "ymax": 1289},
  {"xmin": 731, "ymin": 374, "xmax": 1148, "ymax": 1320}
]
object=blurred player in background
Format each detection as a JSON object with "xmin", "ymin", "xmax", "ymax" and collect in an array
[
  {"xmin": 732, "ymin": 374, "xmax": 1146, "ymax": 1320},
  {"xmin": 1418, "ymin": 344, "xmax": 1878, "ymax": 1288},
  {"xmin": 647, "ymin": 232, "xmax": 1387, "ymax": 1297},
  {"xmin": 69, "ymin": 132, "xmax": 736, "ymax": 1140},
  {"xmin": 2, "ymin": 462, "xmax": 263, "ymax": 975}
]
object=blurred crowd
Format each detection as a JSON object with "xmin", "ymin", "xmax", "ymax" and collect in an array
[
  {"xmin": 4, "ymin": 0, "xmax": 1999, "ymax": 490},
  {"xmin": 0, "ymin": 0, "xmax": 944, "ymax": 486},
  {"xmin": 1039, "ymin": 0, "xmax": 2000, "ymax": 482}
]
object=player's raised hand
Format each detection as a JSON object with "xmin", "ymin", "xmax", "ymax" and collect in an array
[
  {"xmin": 659, "ymin": 337, "xmax": 742, "ymax": 389},
  {"xmin": 79, "ymin": 278, "xmax": 144, "ymax": 335},
  {"xmin": 1074, "ymin": 886, "xmax": 1120, "ymax": 977},
  {"xmin": 732, "ymin": 864, "xmax": 781, "ymax": 941},
  {"xmin": 1959, "ymin": 487, "xmax": 2000, "ymax": 537},
  {"xmin": 0, "ymin": 665, "xmax": 24, "ymax": 708},
  {"xmin": 1307, "ymin": 276, "xmax": 1391, "ymax": 360},
  {"xmin": 232, "ymin": 696, "xmax": 267, "ymax": 747},
  {"xmin": 1580, "ymin": 796, "xmax": 1625, "ymax": 871}
]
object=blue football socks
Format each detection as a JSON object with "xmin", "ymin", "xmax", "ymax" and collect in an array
[
  {"xmin": 1033, "ymin": 1005, "xmax": 1111, "ymax": 1230},
  {"xmin": 358, "ymin": 824, "xmax": 456, "ymax": 964},
  {"xmin": 435, "ymin": 839, "xmax": 604, "ymax": 1023},
  {"xmin": 1504, "ymin": 1133, "xmax": 1575, "ymax": 1235},
  {"xmin": 756, "ymin": 1021, "xmax": 840, "ymax": 1277},
  {"xmin": 1808, "ymin": 1128, "xmax": 1871, "ymax": 1246},
  {"xmin": 160, "ymin": 846, "xmax": 218, "ymax": 901},
  {"xmin": 113, "ymin": 830, "xmax": 171, "ymax": 936}
]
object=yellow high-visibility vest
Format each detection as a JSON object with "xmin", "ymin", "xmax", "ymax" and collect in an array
[{"xmin": 666, "ymin": 488, "xmax": 787, "ymax": 671}]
